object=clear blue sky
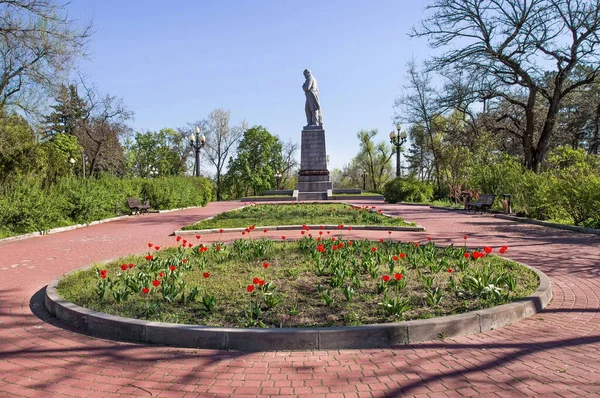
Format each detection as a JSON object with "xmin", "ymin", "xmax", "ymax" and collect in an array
[{"xmin": 67, "ymin": 0, "xmax": 432, "ymax": 171}]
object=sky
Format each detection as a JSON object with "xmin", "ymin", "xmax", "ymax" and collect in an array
[{"xmin": 66, "ymin": 0, "xmax": 433, "ymax": 172}]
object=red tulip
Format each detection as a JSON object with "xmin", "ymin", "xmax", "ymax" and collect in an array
[
  {"xmin": 128, "ymin": 263, "xmax": 135, "ymax": 269},
  {"xmin": 220, "ymin": 229, "xmax": 224, "ymax": 233},
  {"xmin": 142, "ymin": 287, "xmax": 150, "ymax": 294},
  {"xmin": 216, "ymin": 246, "xmax": 221, "ymax": 251},
  {"xmin": 152, "ymin": 280, "xmax": 160, "ymax": 287},
  {"xmin": 176, "ymin": 236, "xmax": 182, "ymax": 242},
  {"xmin": 382, "ymin": 275, "xmax": 390, "ymax": 282},
  {"xmin": 263, "ymin": 262, "xmax": 270, "ymax": 268},
  {"xmin": 400, "ymin": 253, "xmax": 406, "ymax": 259},
  {"xmin": 242, "ymin": 231, "xmax": 246, "ymax": 235},
  {"xmin": 484, "ymin": 246, "xmax": 492, "ymax": 254},
  {"xmin": 394, "ymin": 273, "xmax": 403, "ymax": 280},
  {"xmin": 338, "ymin": 242, "xmax": 344, "ymax": 248},
  {"xmin": 393, "ymin": 255, "xmax": 399, "ymax": 261},
  {"xmin": 196, "ymin": 235, "xmax": 201, "ymax": 239},
  {"xmin": 301, "ymin": 231, "xmax": 305, "ymax": 235},
  {"xmin": 281, "ymin": 236, "xmax": 286, "ymax": 240},
  {"xmin": 332, "ymin": 245, "xmax": 338, "ymax": 251},
  {"xmin": 203, "ymin": 272, "xmax": 210, "ymax": 278},
  {"xmin": 327, "ymin": 231, "xmax": 330, "ymax": 235},
  {"xmin": 200, "ymin": 247, "xmax": 208, "ymax": 253},
  {"xmin": 263, "ymin": 229, "xmax": 268, "ymax": 233},
  {"xmin": 464, "ymin": 252, "xmax": 471, "ymax": 258},
  {"xmin": 499, "ymin": 245, "xmax": 508, "ymax": 253},
  {"xmin": 448, "ymin": 268, "xmax": 453, "ymax": 273},
  {"xmin": 145, "ymin": 255, "xmax": 153, "ymax": 261},
  {"xmin": 182, "ymin": 259, "xmax": 188, "ymax": 263},
  {"xmin": 463, "ymin": 235, "xmax": 468, "ymax": 240},
  {"xmin": 154, "ymin": 246, "xmax": 160, "ymax": 251},
  {"xmin": 427, "ymin": 237, "xmax": 431, "ymax": 241},
  {"xmin": 169, "ymin": 265, "xmax": 177, "ymax": 271},
  {"xmin": 348, "ymin": 226, "xmax": 352, "ymax": 231},
  {"xmin": 389, "ymin": 231, "xmax": 392, "ymax": 235},
  {"xmin": 247, "ymin": 285, "xmax": 255, "ymax": 293},
  {"xmin": 158, "ymin": 272, "xmax": 164, "ymax": 278},
  {"xmin": 121, "ymin": 264, "xmax": 128, "ymax": 271},
  {"xmin": 183, "ymin": 240, "xmax": 187, "ymax": 245},
  {"xmin": 372, "ymin": 247, "xmax": 377, "ymax": 252},
  {"xmin": 379, "ymin": 239, "xmax": 384, "ymax": 243},
  {"xmin": 148, "ymin": 243, "xmax": 153, "ymax": 248}
]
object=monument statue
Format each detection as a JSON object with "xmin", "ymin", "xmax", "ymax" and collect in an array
[{"xmin": 302, "ymin": 69, "xmax": 323, "ymax": 128}]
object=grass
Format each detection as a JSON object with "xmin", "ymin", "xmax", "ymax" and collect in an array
[
  {"xmin": 182, "ymin": 203, "xmax": 415, "ymax": 230},
  {"xmin": 57, "ymin": 239, "xmax": 538, "ymax": 328}
]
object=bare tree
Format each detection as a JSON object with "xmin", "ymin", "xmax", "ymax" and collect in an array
[
  {"xmin": 76, "ymin": 81, "xmax": 133, "ymax": 176},
  {"xmin": 413, "ymin": 0, "xmax": 600, "ymax": 171},
  {"xmin": 279, "ymin": 139, "xmax": 299, "ymax": 188},
  {"xmin": 395, "ymin": 60, "xmax": 445, "ymax": 193},
  {"xmin": 199, "ymin": 108, "xmax": 245, "ymax": 200},
  {"xmin": 0, "ymin": 0, "xmax": 92, "ymax": 113}
]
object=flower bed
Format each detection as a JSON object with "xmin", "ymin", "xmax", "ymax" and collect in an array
[
  {"xmin": 181, "ymin": 203, "xmax": 415, "ymax": 230},
  {"xmin": 57, "ymin": 233, "xmax": 538, "ymax": 328}
]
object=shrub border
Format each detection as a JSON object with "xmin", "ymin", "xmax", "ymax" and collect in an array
[{"xmin": 45, "ymin": 258, "xmax": 551, "ymax": 351}]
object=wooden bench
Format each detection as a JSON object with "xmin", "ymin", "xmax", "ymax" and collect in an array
[
  {"xmin": 467, "ymin": 194, "xmax": 495, "ymax": 213},
  {"xmin": 127, "ymin": 198, "xmax": 151, "ymax": 215}
]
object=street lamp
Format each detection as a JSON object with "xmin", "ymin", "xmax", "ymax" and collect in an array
[
  {"xmin": 389, "ymin": 123, "xmax": 408, "ymax": 178},
  {"xmin": 274, "ymin": 171, "xmax": 282, "ymax": 191},
  {"xmin": 189, "ymin": 126, "xmax": 206, "ymax": 177},
  {"xmin": 82, "ymin": 154, "xmax": 88, "ymax": 178},
  {"xmin": 360, "ymin": 169, "xmax": 367, "ymax": 191},
  {"xmin": 149, "ymin": 166, "xmax": 159, "ymax": 178}
]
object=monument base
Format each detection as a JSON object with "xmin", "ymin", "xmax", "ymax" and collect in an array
[{"xmin": 295, "ymin": 127, "xmax": 333, "ymax": 201}]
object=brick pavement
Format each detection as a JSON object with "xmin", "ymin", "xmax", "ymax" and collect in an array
[{"xmin": 0, "ymin": 201, "xmax": 599, "ymax": 398}]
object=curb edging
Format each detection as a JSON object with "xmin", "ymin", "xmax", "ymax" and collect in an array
[
  {"xmin": 494, "ymin": 214, "xmax": 600, "ymax": 236},
  {"xmin": 45, "ymin": 263, "xmax": 551, "ymax": 351},
  {"xmin": 0, "ymin": 206, "xmax": 205, "ymax": 246}
]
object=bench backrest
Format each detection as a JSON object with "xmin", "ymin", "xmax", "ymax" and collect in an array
[
  {"xmin": 478, "ymin": 194, "xmax": 495, "ymax": 204},
  {"xmin": 127, "ymin": 198, "xmax": 142, "ymax": 207}
]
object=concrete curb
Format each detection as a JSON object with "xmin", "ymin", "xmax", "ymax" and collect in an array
[
  {"xmin": 0, "ymin": 206, "xmax": 207, "ymax": 246},
  {"xmin": 174, "ymin": 224, "xmax": 426, "ymax": 235},
  {"xmin": 495, "ymin": 214, "xmax": 600, "ymax": 236},
  {"xmin": 45, "ymin": 261, "xmax": 551, "ymax": 351},
  {"xmin": 428, "ymin": 207, "xmax": 600, "ymax": 236}
]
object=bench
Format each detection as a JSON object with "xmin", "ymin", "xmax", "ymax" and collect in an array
[
  {"xmin": 127, "ymin": 198, "xmax": 151, "ymax": 215},
  {"xmin": 467, "ymin": 194, "xmax": 495, "ymax": 213}
]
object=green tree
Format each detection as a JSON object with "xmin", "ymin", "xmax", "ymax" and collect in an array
[
  {"xmin": 0, "ymin": 111, "xmax": 47, "ymax": 183},
  {"xmin": 125, "ymin": 129, "xmax": 188, "ymax": 177},
  {"xmin": 224, "ymin": 126, "xmax": 282, "ymax": 198},
  {"xmin": 354, "ymin": 129, "xmax": 394, "ymax": 192},
  {"xmin": 43, "ymin": 84, "xmax": 87, "ymax": 138}
]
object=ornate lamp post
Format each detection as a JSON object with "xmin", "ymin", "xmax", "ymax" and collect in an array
[
  {"xmin": 360, "ymin": 169, "xmax": 367, "ymax": 191},
  {"xmin": 189, "ymin": 126, "xmax": 206, "ymax": 177},
  {"xmin": 274, "ymin": 171, "xmax": 282, "ymax": 191},
  {"xmin": 389, "ymin": 123, "xmax": 408, "ymax": 178},
  {"xmin": 149, "ymin": 167, "xmax": 159, "ymax": 178},
  {"xmin": 68, "ymin": 157, "xmax": 75, "ymax": 175}
]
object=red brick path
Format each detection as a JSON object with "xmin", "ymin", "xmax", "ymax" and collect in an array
[{"xmin": 1, "ymin": 201, "xmax": 599, "ymax": 398}]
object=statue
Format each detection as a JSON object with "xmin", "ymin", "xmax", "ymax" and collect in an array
[{"xmin": 302, "ymin": 69, "xmax": 323, "ymax": 128}]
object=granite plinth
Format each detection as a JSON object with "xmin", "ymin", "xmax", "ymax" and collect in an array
[{"xmin": 296, "ymin": 128, "xmax": 333, "ymax": 197}]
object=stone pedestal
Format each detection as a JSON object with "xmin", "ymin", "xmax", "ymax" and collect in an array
[{"xmin": 295, "ymin": 127, "xmax": 333, "ymax": 201}]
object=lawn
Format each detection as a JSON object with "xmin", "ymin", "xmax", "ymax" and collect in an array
[
  {"xmin": 182, "ymin": 203, "xmax": 415, "ymax": 230},
  {"xmin": 57, "ymin": 238, "xmax": 537, "ymax": 328}
]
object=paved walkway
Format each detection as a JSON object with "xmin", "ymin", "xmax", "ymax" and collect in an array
[{"xmin": 1, "ymin": 201, "xmax": 599, "ymax": 398}]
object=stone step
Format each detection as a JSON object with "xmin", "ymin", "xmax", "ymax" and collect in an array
[{"xmin": 297, "ymin": 192, "xmax": 328, "ymax": 201}]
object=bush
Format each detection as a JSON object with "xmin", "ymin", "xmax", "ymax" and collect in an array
[
  {"xmin": 383, "ymin": 177, "xmax": 434, "ymax": 203},
  {"xmin": 0, "ymin": 175, "xmax": 213, "ymax": 237}
]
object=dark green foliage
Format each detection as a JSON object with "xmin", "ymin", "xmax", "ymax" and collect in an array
[
  {"xmin": 0, "ymin": 175, "xmax": 213, "ymax": 238},
  {"xmin": 383, "ymin": 177, "xmax": 434, "ymax": 203}
]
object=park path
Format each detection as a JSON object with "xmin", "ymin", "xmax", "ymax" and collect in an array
[{"xmin": 0, "ymin": 201, "xmax": 599, "ymax": 398}]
